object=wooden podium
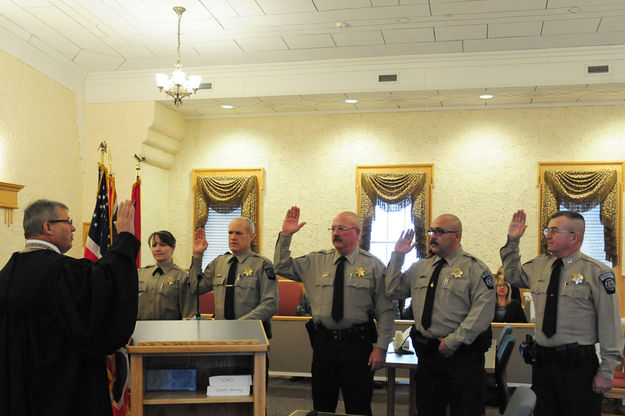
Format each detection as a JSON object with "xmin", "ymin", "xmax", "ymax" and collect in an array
[{"xmin": 128, "ymin": 320, "xmax": 269, "ymax": 416}]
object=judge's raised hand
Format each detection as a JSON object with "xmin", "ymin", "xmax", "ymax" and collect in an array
[
  {"xmin": 282, "ymin": 206, "xmax": 306, "ymax": 236},
  {"xmin": 193, "ymin": 227, "xmax": 208, "ymax": 257},
  {"xmin": 114, "ymin": 200, "xmax": 135, "ymax": 235},
  {"xmin": 508, "ymin": 210, "xmax": 528, "ymax": 240},
  {"xmin": 395, "ymin": 229, "xmax": 416, "ymax": 254}
]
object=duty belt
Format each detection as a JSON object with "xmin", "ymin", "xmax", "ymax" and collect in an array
[
  {"xmin": 312, "ymin": 321, "xmax": 376, "ymax": 343},
  {"xmin": 535, "ymin": 343, "xmax": 596, "ymax": 367}
]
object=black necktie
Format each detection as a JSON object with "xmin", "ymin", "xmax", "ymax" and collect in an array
[
  {"xmin": 542, "ymin": 258, "xmax": 563, "ymax": 338},
  {"xmin": 225, "ymin": 257, "xmax": 238, "ymax": 320},
  {"xmin": 152, "ymin": 267, "xmax": 163, "ymax": 276},
  {"xmin": 332, "ymin": 257, "xmax": 346, "ymax": 322},
  {"xmin": 421, "ymin": 258, "xmax": 446, "ymax": 330}
]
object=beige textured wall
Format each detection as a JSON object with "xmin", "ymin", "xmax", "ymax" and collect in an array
[
  {"xmin": 0, "ymin": 49, "xmax": 80, "ymax": 259},
  {"xmin": 166, "ymin": 106, "xmax": 625, "ymax": 272}
]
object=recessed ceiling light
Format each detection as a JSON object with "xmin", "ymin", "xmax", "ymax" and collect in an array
[
  {"xmin": 568, "ymin": 7, "xmax": 582, "ymax": 13},
  {"xmin": 397, "ymin": 17, "xmax": 410, "ymax": 24},
  {"xmin": 221, "ymin": 104, "xmax": 233, "ymax": 109},
  {"xmin": 480, "ymin": 94, "xmax": 494, "ymax": 100},
  {"xmin": 345, "ymin": 99, "xmax": 358, "ymax": 103}
]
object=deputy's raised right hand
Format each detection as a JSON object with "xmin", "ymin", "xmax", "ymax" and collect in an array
[
  {"xmin": 282, "ymin": 206, "xmax": 306, "ymax": 236},
  {"xmin": 508, "ymin": 210, "xmax": 528, "ymax": 239},
  {"xmin": 193, "ymin": 227, "xmax": 208, "ymax": 257}
]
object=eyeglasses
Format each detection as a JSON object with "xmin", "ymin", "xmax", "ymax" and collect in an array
[
  {"xmin": 49, "ymin": 218, "xmax": 73, "ymax": 225},
  {"xmin": 328, "ymin": 227, "xmax": 358, "ymax": 233},
  {"xmin": 427, "ymin": 228, "xmax": 459, "ymax": 237},
  {"xmin": 543, "ymin": 227, "xmax": 574, "ymax": 236}
]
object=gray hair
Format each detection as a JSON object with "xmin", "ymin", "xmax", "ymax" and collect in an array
[
  {"xmin": 232, "ymin": 217, "xmax": 255, "ymax": 234},
  {"xmin": 23, "ymin": 199, "xmax": 68, "ymax": 239}
]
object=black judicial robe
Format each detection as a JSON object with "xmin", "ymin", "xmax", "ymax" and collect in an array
[{"xmin": 0, "ymin": 232, "xmax": 140, "ymax": 416}]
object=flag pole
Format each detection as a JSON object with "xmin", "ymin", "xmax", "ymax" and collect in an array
[{"xmin": 98, "ymin": 141, "xmax": 107, "ymax": 165}]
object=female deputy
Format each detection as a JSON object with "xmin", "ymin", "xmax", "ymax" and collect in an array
[
  {"xmin": 493, "ymin": 275, "xmax": 527, "ymax": 323},
  {"xmin": 137, "ymin": 231, "xmax": 195, "ymax": 320}
]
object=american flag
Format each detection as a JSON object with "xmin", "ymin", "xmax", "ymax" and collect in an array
[{"xmin": 84, "ymin": 164, "xmax": 112, "ymax": 261}]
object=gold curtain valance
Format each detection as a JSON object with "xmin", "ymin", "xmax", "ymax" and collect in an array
[
  {"xmin": 194, "ymin": 175, "xmax": 259, "ymax": 252},
  {"xmin": 541, "ymin": 169, "xmax": 617, "ymax": 264},
  {"xmin": 359, "ymin": 172, "xmax": 427, "ymax": 258}
]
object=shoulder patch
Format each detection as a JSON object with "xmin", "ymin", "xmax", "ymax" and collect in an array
[
  {"xmin": 599, "ymin": 272, "xmax": 616, "ymax": 294},
  {"xmin": 481, "ymin": 270, "xmax": 494, "ymax": 290},
  {"xmin": 264, "ymin": 263, "xmax": 276, "ymax": 280}
]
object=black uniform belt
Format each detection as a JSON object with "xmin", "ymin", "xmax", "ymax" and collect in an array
[
  {"xmin": 310, "ymin": 321, "xmax": 376, "ymax": 343},
  {"xmin": 410, "ymin": 326, "xmax": 492, "ymax": 356},
  {"xmin": 535, "ymin": 343, "xmax": 595, "ymax": 365}
]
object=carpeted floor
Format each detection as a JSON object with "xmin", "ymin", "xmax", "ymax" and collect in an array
[{"xmin": 266, "ymin": 376, "xmax": 504, "ymax": 416}]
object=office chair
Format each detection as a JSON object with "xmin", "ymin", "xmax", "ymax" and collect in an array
[
  {"xmin": 502, "ymin": 386, "xmax": 536, "ymax": 416},
  {"xmin": 485, "ymin": 334, "xmax": 516, "ymax": 414},
  {"xmin": 496, "ymin": 324, "xmax": 514, "ymax": 350}
]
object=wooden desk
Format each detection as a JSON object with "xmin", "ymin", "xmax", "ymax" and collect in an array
[
  {"xmin": 384, "ymin": 340, "xmax": 497, "ymax": 416},
  {"xmin": 128, "ymin": 320, "xmax": 268, "ymax": 416},
  {"xmin": 385, "ymin": 341, "xmax": 418, "ymax": 416}
]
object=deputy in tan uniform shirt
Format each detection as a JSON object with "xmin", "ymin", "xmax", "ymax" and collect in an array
[
  {"xmin": 387, "ymin": 214, "xmax": 495, "ymax": 416},
  {"xmin": 138, "ymin": 230, "xmax": 195, "ymax": 320},
  {"xmin": 189, "ymin": 217, "xmax": 278, "ymax": 334},
  {"xmin": 274, "ymin": 207, "xmax": 394, "ymax": 416},
  {"xmin": 502, "ymin": 210, "xmax": 624, "ymax": 416}
]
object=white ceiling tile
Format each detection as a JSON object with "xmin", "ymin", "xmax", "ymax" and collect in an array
[
  {"xmin": 314, "ymin": 0, "xmax": 372, "ymax": 11},
  {"xmin": 546, "ymin": 0, "xmax": 624, "ymax": 8},
  {"xmin": 73, "ymin": 48, "xmax": 124, "ymax": 71},
  {"xmin": 57, "ymin": 27, "xmax": 119, "ymax": 55},
  {"xmin": 109, "ymin": 45, "xmax": 155, "ymax": 59},
  {"xmin": 12, "ymin": 0, "xmax": 50, "ymax": 6},
  {"xmin": 332, "ymin": 30, "xmax": 384, "ymax": 46},
  {"xmin": 542, "ymin": 17, "xmax": 600, "ymax": 35},
  {"xmin": 383, "ymin": 27, "xmax": 434, "ymax": 43},
  {"xmin": 598, "ymin": 16, "xmax": 625, "ymax": 32},
  {"xmin": 29, "ymin": 32, "xmax": 80, "ymax": 60},
  {"xmin": 146, "ymin": 42, "xmax": 199, "ymax": 58},
  {"xmin": 191, "ymin": 40, "xmax": 243, "ymax": 54},
  {"xmin": 256, "ymin": 0, "xmax": 317, "ymax": 14},
  {"xmin": 236, "ymin": 36, "xmax": 288, "ymax": 52},
  {"xmin": 228, "ymin": 0, "xmax": 265, "ymax": 17},
  {"xmin": 372, "ymin": 0, "xmax": 400, "ymax": 6},
  {"xmin": 201, "ymin": 0, "xmax": 239, "ymax": 18},
  {"xmin": 431, "ymin": 0, "xmax": 548, "ymax": 16},
  {"xmin": 283, "ymin": 33, "xmax": 335, "ymax": 49},
  {"xmin": 258, "ymin": 95, "xmax": 303, "ymax": 103},
  {"xmin": 0, "ymin": 14, "xmax": 31, "ymax": 41},
  {"xmin": 488, "ymin": 21, "xmax": 542, "ymax": 38},
  {"xmin": 435, "ymin": 24, "xmax": 485, "ymax": 41}
]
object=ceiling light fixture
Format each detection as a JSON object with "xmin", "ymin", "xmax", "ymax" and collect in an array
[
  {"xmin": 345, "ymin": 99, "xmax": 358, "ymax": 103},
  {"xmin": 221, "ymin": 105, "xmax": 234, "ymax": 109},
  {"xmin": 480, "ymin": 94, "xmax": 494, "ymax": 100},
  {"xmin": 155, "ymin": 6, "xmax": 201, "ymax": 106}
]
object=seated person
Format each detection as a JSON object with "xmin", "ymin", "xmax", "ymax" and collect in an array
[
  {"xmin": 137, "ymin": 231, "xmax": 195, "ymax": 320},
  {"xmin": 494, "ymin": 266, "xmax": 521, "ymax": 301},
  {"xmin": 493, "ymin": 276, "xmax": 527, "ymax": 323}
]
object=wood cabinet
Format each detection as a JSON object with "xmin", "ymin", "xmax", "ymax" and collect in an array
[{"xmin": 128, "ymin": 320, "xmax": 268, "ymax": 416}]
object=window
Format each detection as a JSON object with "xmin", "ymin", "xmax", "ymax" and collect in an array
[
  {"xmin": 369, "ymin": 203, "xmax": 418, "ymax": 270},
  {"xmin": 202, "ymin": 205, "xmax": 242, "ymax": 270},
  {"xmin": 192, "ymin": 168, "xmax": 264, "ymax": 258},
  {"xmin": 558, "ymin": 204, "xmax": 611, "ymax": 267}
]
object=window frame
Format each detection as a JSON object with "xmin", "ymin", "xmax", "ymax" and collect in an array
[
  {"xmin": 356, "ymin": 163, "xmax": 434, "ymax": 258},
  {"xmin": 192, "ymin": 168, "xmax": 264, "ymax": 254},
  {"xmin": 538, "ymin": 161, "xmax": 624, "ymax": 312}
]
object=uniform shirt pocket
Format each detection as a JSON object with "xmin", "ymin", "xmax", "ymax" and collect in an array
[
  {"xmin": 138, "ymin": 279, "xmax": 148, "ymax": 294},
  {"xmin": 440, "ymin": 276, "xmax": 470, "ymax": 310},
  {"xmin": 561, "ymin": 281, "xmax": 591, "ymax": 301},
  {"xmin": 314, "ymin": 275, "xmax": 334, "ymax": 306},
  {"xmin": 236, "ymin": 275, "xmax": 260, "ymax": 308}
]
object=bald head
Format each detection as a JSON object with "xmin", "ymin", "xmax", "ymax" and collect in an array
[
  {"xmin": 429, "ymin": 214, "xmax": 462, "ymax": 258},
  {"xmin": 436, "ymin": 214, "xmax": 462, "ymax": 233}
]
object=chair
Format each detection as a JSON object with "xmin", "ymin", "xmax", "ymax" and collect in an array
[
  {"xmin": 277, "ymin": 280, "xmax": 304, "ymax": 316},
  {"xmin": 485, "ymin": 333, "xmax": 516, "ymax": 414},
  {"xmin": 199, "ymin": 291, "xmax": 215, "ymax": 315},
  {"xmin": 496, "ymin": 324, "xmax": 514, "ymax": 350},
  {"xmin": 502, "ymin": 386, "xmax": 536, "ymax": 416}
]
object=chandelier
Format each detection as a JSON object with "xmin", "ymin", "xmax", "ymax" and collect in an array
[{"xmin": 155, "ymin": 6, "xmax": 201, "ymax": 106}]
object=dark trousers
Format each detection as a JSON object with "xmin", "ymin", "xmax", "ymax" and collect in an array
[
  {"xmin": 415, "ymin": 349, "xmax": 486, "ymax": 416},
  {"xmin": 533, "ymin": 352, "xmax": 602, "ymax": 416},
  {"xmin": 311, "ymin": 340, "xmax": 373, "ymax": 416}
]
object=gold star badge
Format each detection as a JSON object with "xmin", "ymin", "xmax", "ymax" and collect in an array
[
  {"xmin": 167, "ymin": 277, "xmax": 175, "ymax": 286},
  {"xmin": 573, "ymin": 273, "xmax": 584, "ymax": 285},
  {"xmin": 243, "ymin": 267, "xmax": 253, "ymax": 276},
  {"xmin": 452, "ymin": 268, "xmax": 463, "ymax": 278},
  {"xmin": 355, "ymin": 267, "xmax": 366, "ymax": 277}
]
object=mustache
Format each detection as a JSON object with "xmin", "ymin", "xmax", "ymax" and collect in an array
[{"xmin": 333, "ymin": 236, "xmax": 343, "ymax": 242}]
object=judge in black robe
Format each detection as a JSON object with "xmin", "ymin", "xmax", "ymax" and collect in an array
[{"xmin": 0, "ymin": 199, "xmax": 139, "ymax": 416}]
